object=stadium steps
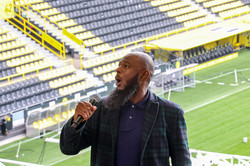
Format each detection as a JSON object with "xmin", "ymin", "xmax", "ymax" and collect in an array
[
  {"xmin": 22, "ymin": 9, "xmax": 89, "ymax": 57},
  {"xmin": 0, "ymin": 124, "xmax": 26, "ymax": 146},
  {"xmin": 0, "ymin": 20, "xmax": 64, "ymax": 70},
  {"xmin": 186, "ymin": 0, "xmax": 221, "ymax": 23}
]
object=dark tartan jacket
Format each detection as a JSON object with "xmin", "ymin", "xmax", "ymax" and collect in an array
[{"xmin": 60, "ymin": 91, "xmax": 191, "ymax": 166}]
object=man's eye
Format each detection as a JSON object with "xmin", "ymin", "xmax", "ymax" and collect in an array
[{"xmin": 124, "ymin": 64, "xmax": 129, "ymax": 68}]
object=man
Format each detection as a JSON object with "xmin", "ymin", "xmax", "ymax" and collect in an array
[
  {"xmin": 60, "ymin": 52, "xmax": 191, "ymax": 166},
  {"xmin": 1, "ymin": 119, "xmax": 7, "ymax": 136}
]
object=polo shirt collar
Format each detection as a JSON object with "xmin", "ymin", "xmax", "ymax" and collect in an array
[{"xmin": 122, "ymin": 90, "xmax": 149, "ymax": 110}]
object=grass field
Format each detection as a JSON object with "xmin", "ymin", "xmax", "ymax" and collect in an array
[{"xmin": 0, "ymin": 50, "xmax": 250, "ymax": 165}]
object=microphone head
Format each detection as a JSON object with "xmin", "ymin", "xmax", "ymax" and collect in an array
[
  {"xmin": 91, "ymin": 94, "xmax": 101, "ymax": 102},
  {"xmin": 89, "ymin": 94, "xmax": 101, "ymax": 105}
]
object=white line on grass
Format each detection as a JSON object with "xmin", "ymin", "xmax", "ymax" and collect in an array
[
  {"xmin": 230, "ymin": 83, "xmax": 239, "ymax": 86},
  {"xmin": 217, "ymin": 82, "xmax": 225, "ymax": 85},
  {"xmin": 48, "ymin": 148, "xmax": 91, "ymax": 166},
  {"xmin": 205, "ymin": 81, "xmax": 212, "ymax": 84},
  {"xmin": 186, "ymin": 86, "xmax": 250, "ymax": 113}
]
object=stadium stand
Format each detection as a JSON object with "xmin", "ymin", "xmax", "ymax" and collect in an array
[
  {"xmin": 194, "ymin": 0, "xmax": 250, "ymax": 19},
  {"xmin": 1, "ymin": 2, "xmax": 250, "ymax": 163},
  {"xmin": 20, "ymin": 0, "xmax": 217, "ymax": 55},
  {"xmin": 182, "ymin": 43, "xmax": 235, "ymax": 66},
  {"xmin": 0, "ymin": 19, "xmax": 98, "ymax": 120}
]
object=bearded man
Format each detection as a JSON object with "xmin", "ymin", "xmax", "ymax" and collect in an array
[{"xmin": 60, "ymin": 52, "xmax": 191, "ymax": 166}]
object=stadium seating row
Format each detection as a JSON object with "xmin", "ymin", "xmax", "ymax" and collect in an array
[
  {"xmin": 15, "ymin": 0, "xmax": 42, "ymax": 6},
  {"xmin": 183, "ymin": 43, "xmax": 234, "ymax": 66},
  {"xmin": 0, "ymin": 26, "xmax": 9, "ymax": 35},
  {"xmin": 0, "ymin": 39, "xmax": 26, "ymax": 52},
  {"xmin": 176, "ymin": 11, "xmax": 207, "ymax": 22},
  {"xmin": 59, "ymin": 78, "xmax": 99, "ymax": 96},
  {"xmin": 0, "ymin": 90, "xmax": 60, "ymax": 115},
  {"xmin": 38, "ymin": 65, "xmax": 76, "ymax": 81},
  {"xmin": 159, "ymin": 1, "xmax": 190, "ymax": 12},
  {"xmin": 203, "ymin": 0, "xmax": 235, "ymax": 8},
  {"xmin": 211, "ymin": 1, "xmax": 243, "ymax": 13},
  {"xmin": 82, "ymin": 51, "xmax": 128, "ymax": 69},
  {"xmin": 32, "ymin": 2, "xmax": 51, "ymax": 10},
  {"xmin": 66, "ymin": 25, "xmax": 85, "ymax": 34},
  {"xmin": 15, "ymin": 58, "xmax": 53, "ymax": 73},
  {"xmin": 183, "ymin": 16, "xmax": 215, "ymax": 28},
  {"xmin": 6, "ymin": 52, "xmax": 45, "ymax": 68},
  {"xmin": 0, "ymin": 45, "xmax": 36, "ymax": 60},
  {"xmin": 49, "ymin": 72, "xmax": 87, "ymax": 88},
  {"xmin": 219, "ymin": 6, "xmax": 250, "ymax": 19},
  {"xmin": 93, "ymin": 61, "xmax": 119, "ymax": 76},
  {"xmin": 0, "ymin": 33, "xmax": 17, "ymax": 43},
  {"xmin": 167, "ymin": 6, "xmax": 199, "ymax": 17},
  {"xmin": 41, "ymin": 8, "xmax": 60, "ymax": 17},
  {"xmin": 150, "ymin": 0, "xmax": 179, "ymax": 7},
  {"xmin": 0, "ymin": 77, "xmax": 40, "ymax": 95},
  {"xmin": 0, "ymin": 82, "xmax": 50, "ymax": 105},
  {"xmin": 194, "ymin": 0, "xmax": 250, "ymax": 19},
  {"xmin": 103, "ymin": 71, "xmax": 116, "ymax": 82}
]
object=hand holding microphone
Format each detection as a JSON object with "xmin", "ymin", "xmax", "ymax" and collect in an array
[{"xmin": 71, "ymin": 94, "xmax": 101, "ymax": 128}]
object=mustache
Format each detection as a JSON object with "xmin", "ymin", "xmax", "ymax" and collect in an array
[{"xmin": 103, "ymin": 74, "xmax": 139, "ymax": 110}]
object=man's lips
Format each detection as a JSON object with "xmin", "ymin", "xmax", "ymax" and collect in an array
[{"xmin": 115, "ymin": 75, "xmax": 122, "ymax": 87}]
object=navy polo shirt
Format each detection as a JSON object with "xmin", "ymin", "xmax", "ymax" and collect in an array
[{"xmin": 115, "ymin": 91, "xmax": 149, "ymax": 166}]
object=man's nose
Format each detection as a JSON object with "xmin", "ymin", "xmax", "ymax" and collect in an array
[{"xmin": 116, "ymin": 66, "xmax": 121, "ymax": 73}]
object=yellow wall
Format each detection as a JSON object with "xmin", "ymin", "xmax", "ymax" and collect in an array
[{"xmin": 239, "ymin": 34, "xmax": 250, "ymax": 47}]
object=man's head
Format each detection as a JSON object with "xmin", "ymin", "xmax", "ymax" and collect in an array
[
  {"xmin": 115, "ymin": 52, "xmax": 154, "ymax": 90},
  {"xmin": 103, "ymin": 52, "xmax": 155, "ymax": 110}
]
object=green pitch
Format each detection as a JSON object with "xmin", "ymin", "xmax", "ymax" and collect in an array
[{"xmin": 0, "ymin": 50, "xmax": 250, "ymax": 165}]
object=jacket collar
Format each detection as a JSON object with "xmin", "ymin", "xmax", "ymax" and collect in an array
[{"xmin": 109, "ymin": 90, "xmax": 159, "ymax": 164}]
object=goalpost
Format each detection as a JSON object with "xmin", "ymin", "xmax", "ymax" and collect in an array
[{"xmin": 150, "ymin": 63, "xmax": 197, "ymax": 98}]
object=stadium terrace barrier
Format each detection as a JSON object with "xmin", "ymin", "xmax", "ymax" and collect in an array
[
  {"xmin": 7, "ymin": 1, "xmax": 66, "ymax": 60},
  {"xmin": 190, "ymin": 149, "xmax": 250, "ymax": 165},
  {"xmin": 16, "ymin": 0, "xmax": 86, "ymax": 57}
]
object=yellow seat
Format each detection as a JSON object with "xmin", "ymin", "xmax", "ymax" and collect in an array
[{"xmin": 7, "ymin": 51, "xmax": 12, "ymax": 58}]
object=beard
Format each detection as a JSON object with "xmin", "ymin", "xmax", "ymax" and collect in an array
[{"xmin": 103, "ymin": 74, "xmax": 140, "ymax": 110}]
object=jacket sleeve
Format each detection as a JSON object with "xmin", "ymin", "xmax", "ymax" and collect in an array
[
  {"xmin": 169, "ymin": 109, "xmax": 192, "ymax": 166},
  {"xmin": 59, "ymin": 117, "xmax": 92, "ymax": 155}
]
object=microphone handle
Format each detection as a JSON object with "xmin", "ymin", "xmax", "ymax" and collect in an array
[{"xmin": 71, "ymin": 98, "xmax": 97, "ymax": 128}]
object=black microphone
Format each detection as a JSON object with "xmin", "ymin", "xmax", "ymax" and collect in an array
[{"xmin": 71, "ymin": 94, "xmax": 101, "ymax": 128}]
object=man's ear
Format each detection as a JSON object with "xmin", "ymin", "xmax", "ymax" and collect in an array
[{"xmin": 140, "ymin": 69, "xmax": 149, "ymax": 80}]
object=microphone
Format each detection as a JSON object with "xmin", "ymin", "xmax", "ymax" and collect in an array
[{"xmin": 71, "ymin": 94, "xmax": 101, "ymax": 128}]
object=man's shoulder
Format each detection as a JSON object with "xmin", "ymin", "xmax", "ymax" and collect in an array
[{"xmin": 149, "ymin": 91, "xmax": 183, "ymax": 114}]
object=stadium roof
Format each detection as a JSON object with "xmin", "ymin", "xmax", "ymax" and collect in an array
[{"xmin": 150, "ymin": 14, "xmax": 250, "ymax": 51}]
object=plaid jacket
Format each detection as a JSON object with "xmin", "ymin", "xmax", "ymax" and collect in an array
[{"xmin": 60, "ymin": 91, "xmax": 191, "ymax": 166}]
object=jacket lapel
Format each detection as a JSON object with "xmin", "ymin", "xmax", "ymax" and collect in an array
[{"xmin": 140, "ymin": 92, "xmax": 159, "ymax": 160}]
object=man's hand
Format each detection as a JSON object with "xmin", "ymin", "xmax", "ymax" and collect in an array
[{"xmin": 73, "ymin": 101, "xmax": 97, "ymax": 122}]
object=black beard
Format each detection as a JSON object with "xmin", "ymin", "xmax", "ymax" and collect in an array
[{"xmin": 103, "ymin": 74, "xmax": 140, "ymax": 110}]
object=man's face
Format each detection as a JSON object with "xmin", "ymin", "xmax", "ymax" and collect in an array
[
  {"xmin": 115, "ymin": 55, "xmax": 142, "ymax": 90},
  {"xmin": 103, "ymin": 55, "xmax": 143, "ymax": 110}
]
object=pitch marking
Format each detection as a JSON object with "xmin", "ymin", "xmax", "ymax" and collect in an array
[{"xmin": 186, "ymin": 86, "xmax": 250, "ymax": 113}]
